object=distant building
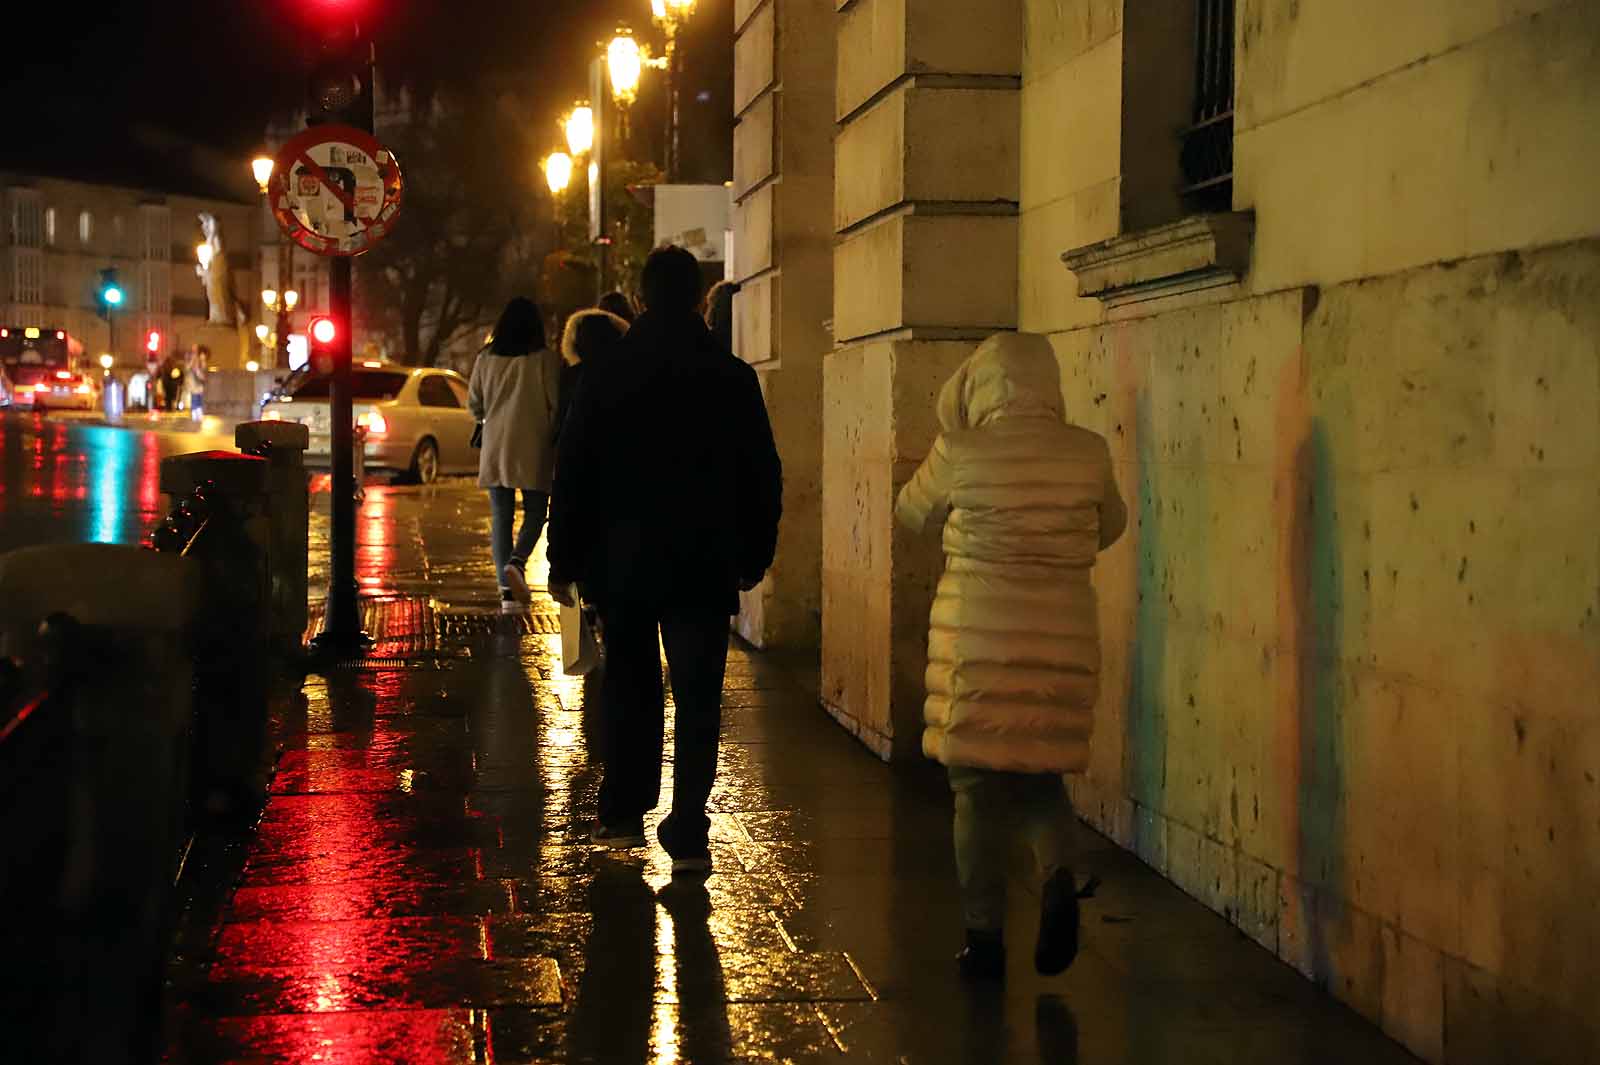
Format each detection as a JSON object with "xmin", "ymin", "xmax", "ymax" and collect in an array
[{"xmin": 0, "ymin": 171, "xmax": 260, "ymax": 373}]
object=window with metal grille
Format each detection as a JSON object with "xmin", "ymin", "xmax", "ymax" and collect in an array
[{"xmin": 1179, "ymin": 0, "xmax": 1235, "ymax": 213}]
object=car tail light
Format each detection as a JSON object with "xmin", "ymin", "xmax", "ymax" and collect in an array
[
  {"xmin": 74, "ymin": 383, "xmax": 92, "ymax": 395},
  {"xmin": 358, "ymin": 410, "xmax": 388, "ymax": 435},
  {"xmin": 30, "ymin": 384, "xmax": 49, "ymax": 393}
]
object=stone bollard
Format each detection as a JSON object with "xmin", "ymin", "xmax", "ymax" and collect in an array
[
  {"xmin": 158, "ymin": 450, "xmax": 273, "ymax": 818},
  {"xmin": 0, "ymin": 543, "xmax": 196, "ymax": 1064},
  {"xmin": 236, "ymin": 420, "xmax": 310, "ymax": 657}
]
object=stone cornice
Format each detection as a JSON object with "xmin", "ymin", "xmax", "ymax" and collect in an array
[{"xmin": 1061, "ymin": 211, "xmax": 1254, "ymax": 308}]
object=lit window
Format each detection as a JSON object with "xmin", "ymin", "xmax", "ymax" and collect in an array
[
  {"xmin": 44, "ymin": 208, "xmax": 56, "ymax": 246},
  {"xmin": 79, "ymin": 210, "xmax": 93, "ymax": 245}
]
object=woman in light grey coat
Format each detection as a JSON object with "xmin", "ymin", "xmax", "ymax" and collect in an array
[{"xmin": 468, "ymin": 297, "xmax": 562, "ymax": 609}]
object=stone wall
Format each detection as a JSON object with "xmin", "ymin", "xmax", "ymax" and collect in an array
[
  {"xmin": 1023, "ymin": 2, "xmax": 1600, "ymax": 1061},
  {"xmin": 821, "ymin": 0, "xmax": 1023, "ymax": 757},
  {"xmin": 730, "ymin": 0, "xmax": 836, "ymax": 649}
]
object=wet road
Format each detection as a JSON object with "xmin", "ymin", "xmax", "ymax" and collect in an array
[
  {"xmin": 0, "ymin": 411, "xmax": 236, "ymax": 552},
  {"xmin": 163, "ymin": 485, "xmax": 1419, "ymax": 1063}
]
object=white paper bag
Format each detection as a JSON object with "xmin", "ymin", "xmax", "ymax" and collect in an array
[{"xmin": 559, "ymin": 590, "xmax": 600, "ymax": 676}]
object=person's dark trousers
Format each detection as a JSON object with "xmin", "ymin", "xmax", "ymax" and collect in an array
[{"xmin": 596, "ymin": 603, "xmax": 730, "ymax": 844}]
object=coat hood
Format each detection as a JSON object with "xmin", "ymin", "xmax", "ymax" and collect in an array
[
  {"xmin": 936, "ymin": 331, "xmax": 1064, "ymax": 432},
  {"xmin": 560, "ymin": 308, "xmax": 630, "ymax": 366}
]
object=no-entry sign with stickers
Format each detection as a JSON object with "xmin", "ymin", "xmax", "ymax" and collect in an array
[{"xmin": 269, "ymin": 125, "xmax": 404, "ymax": 257}]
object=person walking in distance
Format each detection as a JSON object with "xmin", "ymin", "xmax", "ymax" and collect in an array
[
  {"xmin": 555, "ymin": 307, "xmax": 629, "ymax": 447},
  {"xmin": 548, "ymin": 246, "xmax": 782, "ymax": 875},
  {"xmin": 895, "ymin": 332, "xmax": 1126, "ymax": 981},
  {"xmin": 468, "ymin": 297, "xmax": 563, "ymax": 612}
]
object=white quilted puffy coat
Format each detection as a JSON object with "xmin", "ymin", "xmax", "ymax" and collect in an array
[{"xmin": 895, "ymin": 333, "xmax": 1127, "ymax": 774}]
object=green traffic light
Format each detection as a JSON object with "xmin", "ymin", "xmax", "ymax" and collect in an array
[{"xmin": 103, "ymin": 286, "xmax": 124, "ymax": 306}]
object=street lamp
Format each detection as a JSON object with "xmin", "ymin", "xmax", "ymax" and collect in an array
[
  {"xmin": 251, "ymin": 155, "xmax": 293, "ymax": 369},
  {"xmin": 262, "ymin": 288, "xmax": 296, "ymax": 370},
  {"xmin": 651, "ymin": 0, "xmax": 697, "ymax": 178},
  {"xmin": 564, "ymin": 103, "xmax": 594, "ymax": 157},
  {"xmin": 607, "ymin": 29, "xmax": 643, "ymax": 108},
  {"xmin": 544, "ymin": 151, "xmax": 574, "ymax": 195}
]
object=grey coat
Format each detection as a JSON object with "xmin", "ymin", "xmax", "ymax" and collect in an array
[{"xmin": 468, "ymin": 346, "xmax": 562, "ymax": 491}]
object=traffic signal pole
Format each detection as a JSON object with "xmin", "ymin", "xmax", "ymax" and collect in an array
[
  {"xmin": 319, "ymin": 255, "xmax": 362, "ymax": 653},
  {"xmin": 308, "ymin": 31, "xmax": 376, "ymax": 659}
]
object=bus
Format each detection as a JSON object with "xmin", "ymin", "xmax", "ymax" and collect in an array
[{"xmin": 0, "ymin": 327, "xmax": 96, "ymax": 411}]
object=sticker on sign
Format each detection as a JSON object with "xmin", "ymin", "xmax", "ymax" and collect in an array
[{"xmin": 269, "ymin": 125, "xmax": 404, "ymax": 258}]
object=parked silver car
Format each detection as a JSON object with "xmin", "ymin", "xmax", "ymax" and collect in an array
[{"xmin": 262, "ymin": 363, "xmax": 477, "ymax": 484}]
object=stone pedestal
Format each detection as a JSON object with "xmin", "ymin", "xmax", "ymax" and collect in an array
[
  {"xmin": 237, "ymin": 420, "xmax": 311, "ymax": 655},
  {"xmin": 821, "ymin": 0, "xmax": 1023, "ymax": 758}
]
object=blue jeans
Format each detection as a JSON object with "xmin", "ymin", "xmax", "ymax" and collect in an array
[{"xmin": 489, "ymin": 487, "xmax": 548, "ymax": 591}]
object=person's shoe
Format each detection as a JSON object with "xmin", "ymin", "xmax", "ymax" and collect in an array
[
  {"xmin": 590, "ymin": 818, "xmax": 646, "ymax": 849},
  {"xmin": 657, "ymin": 814, "xmax": 713, "ymax": 878},
  {"xmin": 1035, "ymin": 869, "xmax": 1081, "ymax": 976},
  {"xmin": 503, "ymin": 563, "xmax": 531, "ymax": 603},
  {"xmin": 957, "ymin": 929, "xmax": 1006, "ymax": 982},
  {"xmin": 499, "ymin": 592, "xmax": 524, "ymax": 615}
]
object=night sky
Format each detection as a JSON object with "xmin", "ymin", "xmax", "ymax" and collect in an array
[{"xmin": 2, "ymin": 0, "xmax": 734, "ymax": 193}]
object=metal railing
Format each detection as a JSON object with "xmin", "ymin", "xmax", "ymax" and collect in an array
[{"xmin": 1180, "ymin": 0, "xmax": 1236, "ymax": 212}]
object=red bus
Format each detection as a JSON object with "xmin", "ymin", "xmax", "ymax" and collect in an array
[{"xmin": 0, "ymin": 327, "xmax": 96, "ymax": 411}]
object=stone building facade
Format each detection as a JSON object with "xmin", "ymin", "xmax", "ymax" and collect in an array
[
  {"xmin": 733, "ymin": 1, "xmax": 1599, "ymax": 1061},
  {"xmin": 0, "ymin": 172, "xmax": 260, "ymax": 373}
]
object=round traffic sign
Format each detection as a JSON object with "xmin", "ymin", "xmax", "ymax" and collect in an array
[{"xmin": 270, "ymin": 125, "xmax": 404, "ymax": 257}]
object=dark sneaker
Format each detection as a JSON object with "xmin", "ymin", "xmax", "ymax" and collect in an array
[
  {"xmin": 957, "ymin": 929, "xmax": 1006, "ymax": 981},
  {"xmin": 590, "ymin": 819, "xmax": 646, "ymax": 849},
  {"xmin": 657, "ymin": 814, "xmax": 713, "ymax": 878},
  {"xmin": 1035, "ymin": 869, "xmax": 1081, "ymax": 975}
]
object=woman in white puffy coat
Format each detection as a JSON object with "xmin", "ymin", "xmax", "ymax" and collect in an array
[{"xmin": 896, "ymin": 331, "xmax": 1126, "ymax": 981}]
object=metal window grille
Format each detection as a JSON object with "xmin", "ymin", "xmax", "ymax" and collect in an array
[{"xmin": 1180, "ymin": 0, "xmax": 1235, "ymax": 212}]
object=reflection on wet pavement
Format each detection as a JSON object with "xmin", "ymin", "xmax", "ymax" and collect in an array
[
  {"xmin": 0, "ymin": 413, "xmax": 234, "ymax": 551},
  {"xmin": 156, "ymin": 482, "xmax": 1418, "ymax": 1063}
]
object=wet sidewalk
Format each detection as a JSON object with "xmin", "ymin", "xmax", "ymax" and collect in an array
[{"xmin": 167, "ymin": 485, "xmax": 1418, "ymax": 1064}]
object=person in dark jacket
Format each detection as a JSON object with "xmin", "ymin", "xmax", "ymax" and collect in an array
[
  {"xmin": 597, "ymin": 290, "xmax": 636, "ymax": 324},
  {"xmin": 548, "ymin": 245, "xmax": 783, "ymax": 874},
  {"xmin": 704, "ymin": 279, "xmax": 740, "ymax": 353},
  {"xmin": 556, "ymin": 307, "xmax": 629, "ymax": 446}
]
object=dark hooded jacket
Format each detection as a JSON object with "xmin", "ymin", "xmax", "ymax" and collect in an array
[{"xmin": 548, "ymin": 309, "xmax": 782, "ymax": 614}]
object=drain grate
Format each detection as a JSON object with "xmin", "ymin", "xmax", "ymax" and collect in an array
[
  {"xmin": 319, "ymin": 655, "xmax": 450, "ymax": 671},
  {"xmin": 437, "ymin": 611, "xmax": 560, "ymax": 637},
  {"xmin": 305, "ymin": 597, "xmax": 562, "ymax": 656}
]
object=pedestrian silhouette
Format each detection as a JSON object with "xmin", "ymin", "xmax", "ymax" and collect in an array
[{"xmin": 548, "ymin": 246, "xmax": 783, "ymax": 875}]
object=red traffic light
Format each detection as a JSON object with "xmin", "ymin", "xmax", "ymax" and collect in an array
[
  {"xmin": 310, "ymin": 316, "xmax": 338, "ymax": 345},
  {"xmin": 145, "ymin": 330, "xmax": 162, "ymax": 353}
]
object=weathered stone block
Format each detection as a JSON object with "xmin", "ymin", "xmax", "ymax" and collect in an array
[
  {"xmin": 1024, "ymin": 0, "xmax": 1120, "ymax": 84},
  {"xmin": 836, "ymin": 0, "xmax": 1022, "ymax": 120},
  {"xmin": 833, "ymin": 213, "xmax": 1018, "ymax": 341},
  {"xmin": 834, "ymin": 84, "xmax": 1020, "ymax": 231},
  {"xmin": 1020, "ymin": 32, "xmax": 1120, "ymax": 211},
  {"xmin": 733, "ymin": 182, "xmax": 775, "ymax": 280},
  {"xmin": 733, "ymin": 90, "xmax": 776, "ymax": 198},
  {"xmin": 734, "ymin": 1, "xmax": 776, "ymax": 115}
]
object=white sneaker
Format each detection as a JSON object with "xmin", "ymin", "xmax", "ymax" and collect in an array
[{"xmin": 503, "ymin": 564, "xmax": 531, "ymax": 603}]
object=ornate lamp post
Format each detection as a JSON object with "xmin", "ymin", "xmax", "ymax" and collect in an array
[
  {"xmin": 606, "ymin": 26, "xmax": 644, "ymax": 152},
  {"xmin": 650, "ymin": 0, "xmax": 697, "ymax": 179},
  {"xmin": 251, "ymin": 155, "xmax": 295, "ymax": 369},
  {"xmin": 262, "ymin": 287, "xmax": 299, "ymax": 371}
]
